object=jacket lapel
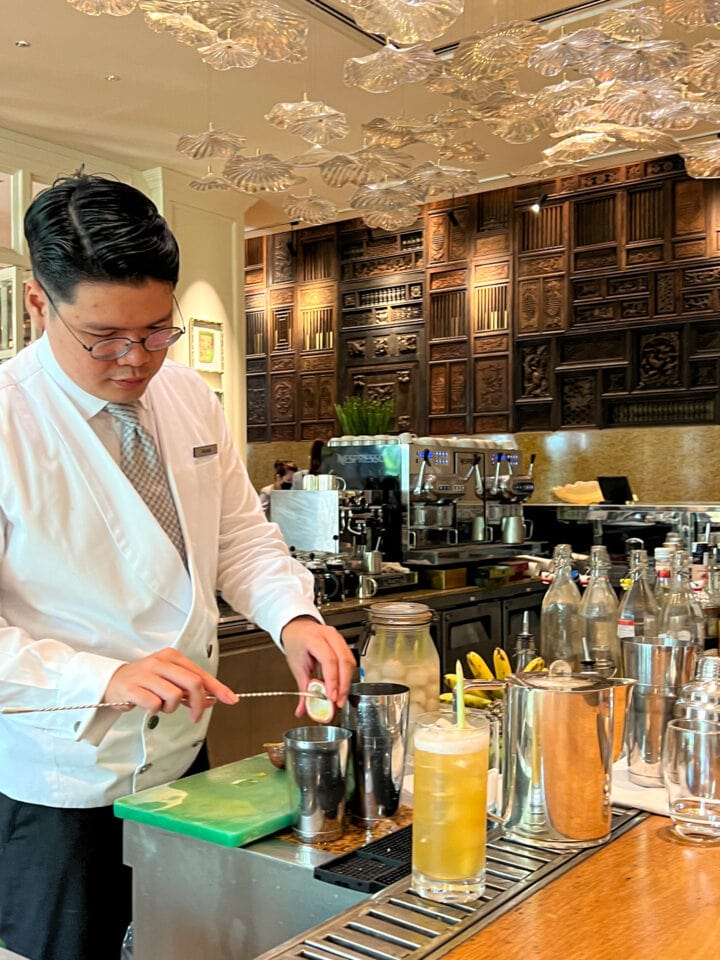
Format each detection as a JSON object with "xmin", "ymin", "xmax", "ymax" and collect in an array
[{"xmin": 33, "ymin": 375, "xmax": 192, "ymax": 613}]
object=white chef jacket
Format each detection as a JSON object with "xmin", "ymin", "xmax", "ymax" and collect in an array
[{"xmin": 0, "ymin": 335, "xmax": 320, "ymax": 807}]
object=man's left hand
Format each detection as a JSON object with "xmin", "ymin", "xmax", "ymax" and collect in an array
[{"xmin": 280, "ymin": 616, "xmax": 356, "ymax": 718}]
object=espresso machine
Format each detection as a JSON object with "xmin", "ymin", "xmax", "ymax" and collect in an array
[
  {"xmin": 323, "ymin": 435, "xmax": 537, "ymax": 564},
  {"xmin": 483, "ymin": 451, "xmax": 537, "ymax": 545}
]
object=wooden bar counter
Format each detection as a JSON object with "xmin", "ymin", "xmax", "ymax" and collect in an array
[{"xmin": 445, "ymin": 815, "xmax": 720, "ymax": 960}]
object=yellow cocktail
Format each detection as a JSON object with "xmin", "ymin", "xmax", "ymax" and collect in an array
[{"xmin": 412, "ymin": 711, "xmax": 489, "ymax": 903}]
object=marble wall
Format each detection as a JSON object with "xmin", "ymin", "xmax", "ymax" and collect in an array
[{"xmin": 245, "ymin": 424, "xmax": 720, "ymax": 505}]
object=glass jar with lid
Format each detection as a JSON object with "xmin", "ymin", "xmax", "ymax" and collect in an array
[{"xmin": 361, "ymin": 601, "xmax": 440, "ymax": 734}]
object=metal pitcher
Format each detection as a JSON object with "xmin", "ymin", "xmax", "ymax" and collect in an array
[{"xmin": 501, "ymin": 662, "xmax": 630, "ymax": 850}]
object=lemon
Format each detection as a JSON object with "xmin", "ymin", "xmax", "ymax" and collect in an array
[{"xmin": 306, "ymin": 679, "xmax": 335, "ymax": 723}]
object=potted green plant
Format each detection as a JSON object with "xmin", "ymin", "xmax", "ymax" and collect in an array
[{"xmin": 334, "ymin": 395, "xmax": 395, "ymax": 435}]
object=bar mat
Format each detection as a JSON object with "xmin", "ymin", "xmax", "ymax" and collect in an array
[{"xmin": 314, "ymin": 824, "xmax": 413, "ymax": 893}]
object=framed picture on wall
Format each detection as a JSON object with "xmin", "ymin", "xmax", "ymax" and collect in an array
[{"xmin": 190, "ymin": 318, "xmax": 224, "ymax": 373}]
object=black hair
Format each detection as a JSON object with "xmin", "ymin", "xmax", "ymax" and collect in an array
[
  {"xmin": 274, "ymin": 460, "xmax": 298, "ymax": 475},
  {"xmin": 309, "ymin": 439, "xmax": 324, "ymax": 475},
  {"xmin": 24, "ymin": 171, "xmax": 180, "ymax": 302}
]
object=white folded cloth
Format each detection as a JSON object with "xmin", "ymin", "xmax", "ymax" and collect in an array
[{"xmin": 611, "ymin": 759, "xmax": 669, "ymax": 817}]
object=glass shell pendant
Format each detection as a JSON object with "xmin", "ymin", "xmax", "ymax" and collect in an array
[
  {"xmin": 223, "ymin": 152, "xmax": 305, "ymax": 193},
  {"xmin": 344, "ymin": 43, "xmax": 438, "ymax": 93},
  {"xmin": 67, "ymin": 0, "xmax": 137, "ymax": 14},
  {"xmin": 341, "ymin": 0, "xmax": 464, "ymax": 45},
  {"xmin": 284, "ymin": 194, "xmax": 340, "ymax": 225},
  {"xmin": 176, "ymin": 124, "xmax": 246, "ymax": 160}
]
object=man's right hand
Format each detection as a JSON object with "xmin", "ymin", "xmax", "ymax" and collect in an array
[{"xmin": 103, "ymin": 648, "xmax": 238, "ymax": 723}]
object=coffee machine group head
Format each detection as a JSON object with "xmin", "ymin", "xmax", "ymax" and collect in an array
[{"xmin": 484, "ymin": 452, "xmax": 536, "ymax": 544}]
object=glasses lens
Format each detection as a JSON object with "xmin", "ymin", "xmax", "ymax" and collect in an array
[
  {"xmin": 88, "ymin": 328, "xmax": 184, "ymax": 360},
  {"xmin": 90, "ymin": 338, "xmax": 132, "ymax": 361},
  {"xmin": 144, "ymin": 327, "xmax": 184, "ymax": 351}
]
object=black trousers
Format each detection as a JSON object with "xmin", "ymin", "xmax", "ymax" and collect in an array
[{"xmin": 0, "ymin": 745, "xmax": 209, "ymax": 960}]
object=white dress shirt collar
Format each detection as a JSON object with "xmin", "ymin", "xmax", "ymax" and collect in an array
[{"xmin": 36, "ymin": 333, "xmax": 152, "ymax": 420}]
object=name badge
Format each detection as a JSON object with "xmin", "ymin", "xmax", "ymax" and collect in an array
[{"xmin": 193, "ymin": 443, "xmax": 218, "ymax": 459}]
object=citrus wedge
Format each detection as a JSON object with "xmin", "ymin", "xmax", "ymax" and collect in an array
[{"xmin": 306, "ymin": 679, "xmax": 334, "ymax": 723}]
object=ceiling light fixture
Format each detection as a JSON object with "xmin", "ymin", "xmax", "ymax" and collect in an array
[
  {"xmin": 15, "ymin": 40, "xmax": 31, "ymax": 48},
  {"xmin": 105, "ymin": 73, "xmax": 121, "ymax": 81}
]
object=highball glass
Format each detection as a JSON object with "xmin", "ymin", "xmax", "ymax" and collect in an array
[{"xmin": 662, "ymin": 718, "xmax": 720, "ymax": 842}]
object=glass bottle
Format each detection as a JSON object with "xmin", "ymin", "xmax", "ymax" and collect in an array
[
  {"xmin": 617, "ymin": 549, "xmax": 658, "ymax": 641},
  {"xmin": 513, "ymin": 609, "xmax": 537, "ymax": 672},
  {"xmin": 658, "ymin": 551, "xmax": 705, "ymax": 648},
  {"xmin": 361, "ymin": 601, "xmax": 440, "ymax": 739},
  {"xmin": 540, "ymin": 543, "xmax": 584, "ymax": 671},
  {"xmin": 652, "ymin": 546, "xmax": 673, "ymax": 605},
  {"xmin": 673, "ymin": 655, "xmax": 720, "ymax": 723},
  {"xmin": 702, "ymin": 560, "xmax": 720, "ymax": 653},
  {"xmin": 580, "ymin": 545, "xmax": 622, "ymax": 676}
]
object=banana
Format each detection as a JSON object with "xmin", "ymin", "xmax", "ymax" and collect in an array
[
  {"xmin": 438, "ymin": 691, "xmax": 493, "ymax": 708},
  {"xmin": 493, "ymin": 647, "xmax": 512, "ymax": 682},
  {"xmin": 466, "ymin": 650, "xmax": 495, "ymax": 682},
  {"xmin": 443, "ymin": 673, "xmax": 457, "ymax": 691},
  {"xmin": 464, "ymin": 692, "xmax": 493, "ymax": 708},
  {"xmin": 523, "ymin": 656, "xmax": 546, "ymax": 672}
]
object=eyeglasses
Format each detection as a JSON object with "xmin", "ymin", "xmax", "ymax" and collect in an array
[{"xmin": 39, "ymin": 283, "xmax": 185, "ymax": 361}]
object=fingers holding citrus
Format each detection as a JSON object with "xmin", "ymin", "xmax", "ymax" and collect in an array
[{"xmin": 305, "ymin": 679, "xmax": 335, "ymax": 723}]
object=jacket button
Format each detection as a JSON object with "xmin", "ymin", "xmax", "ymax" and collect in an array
[
  {"xmin": 138, "ymin": 763, "xmax": 152, "ymax": 774},
  {"xmin": 147, "ymin": 715, "xmax": 159, "ymax": 730},
  {"xmin": 206, "ymin": 643, "xmax": 214, "ymax": 658}
]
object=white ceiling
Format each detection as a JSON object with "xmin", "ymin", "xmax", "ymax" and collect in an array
[{"xmin": 1, "ymin": 0, "xmax": 717, "ymax": 231}]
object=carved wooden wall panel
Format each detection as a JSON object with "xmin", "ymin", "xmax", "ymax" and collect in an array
[
  {"xmin": 474, "ymin": 357, "xmax": 508, "ymax": 413},
  {"xmin": 477, "ymin": 189, "xmax": 511, "ymax": 232},
  {"xmin": 271, "ymin": 305, "xmax": 294, "ymax": 352},
  {"xmin": 627, "ymin": 186, "xmax": 664, "ymax": 243},
  {"xmin": 605, "ymin": 395, "xmax": 716, "ymax": 426},
  {"xmin": 300, "ymin": 373, "xmax": 335, "ymax": 421},
  {"xmin": 636, "ymin": 330, "xmax": 681, "ymax": 390},
  {"xmin": 300, "ymin": 234, "xmax": 336, "ymax": 282},
  {"xmin": 520, "ymin": 203, "xmax": 564, "ymax": 253},
  {"xmin": 270, "ymin": 354, "xmax": 295, "ymax": 373},
  {"xmin": 425, "ymin": 204, "xmax": 469, "ymax": 264},
  {"xmin": 560, "ymin": 374, "xmax": 596, "ymax": 427},
  {"xmin": 246, "ymin": 307, "xmax": 266, "ymax": 356},
  {"xmin": 346, "ymin": 364, "xmax": 417, "ymax": 433},
  {"xmin": 246, "ymin": 157, "xmax": 720, "ymax": 441},
  {"xmin": 336, "ymin": 221, "xmax": 428, "ymax": 424},
  {"xmin": 674, "ymin": 180, "xmax": 706, "ymax": 239},
  {"xmin": 245, "ymin": 238, "xmax": 265, "ymax": 291},
  {"xmin": 300, "ymin": 303, "xmax": 333, "ymax": 352},
  {"xmin": 269, "ymin": 232, "xmax": 297, "ymax": 285},
  {"xmin": 246, "ymin": 374, "xmax": 268, "ymax": 443},
  {"xmin": 270, "ymin": 374, "xmax": 295, "ymax": 424},
  {"xmin": 340, "ymin": 278, "xmax": 423, "ymax": 329}
]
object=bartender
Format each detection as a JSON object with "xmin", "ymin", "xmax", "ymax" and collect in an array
[{"xmin": 0, "ymin": 172, "xmax": 355, "ymax": 960}]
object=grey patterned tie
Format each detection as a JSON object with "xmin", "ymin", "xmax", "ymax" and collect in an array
[{"xmin": 106, "ymin": 402, "xmax": 187, "ymax": 566}]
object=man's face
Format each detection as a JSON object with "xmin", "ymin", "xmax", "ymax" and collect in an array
[{"xmin": 26, "ymin": 278, "xmax": 177, "ymax": 403}]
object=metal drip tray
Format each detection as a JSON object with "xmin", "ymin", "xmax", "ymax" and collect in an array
[{"xmin": 256, "ymin": 806, "xmax": 646, "ymax": 960}]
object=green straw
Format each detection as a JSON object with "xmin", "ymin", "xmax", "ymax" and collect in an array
[{"xmin": 455, "ymin": 658, "xmax": 465, "ymax": 728}]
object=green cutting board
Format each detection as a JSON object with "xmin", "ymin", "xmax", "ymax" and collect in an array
[{"xmin": 113, "ymin": 753, "xmax": 294, "ymax": 848}]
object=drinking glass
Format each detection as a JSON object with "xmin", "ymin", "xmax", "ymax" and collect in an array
[
  {"xmin": 662, "ymin": 718, "xmax": 720, "ymax": 843},
  {"xmin": 411, "ymin": 711, "xmax": 490, "ymax": 903},
  {"xmin": 284, "ymin": 726, "xmax": 352, "ymax": 842}
]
